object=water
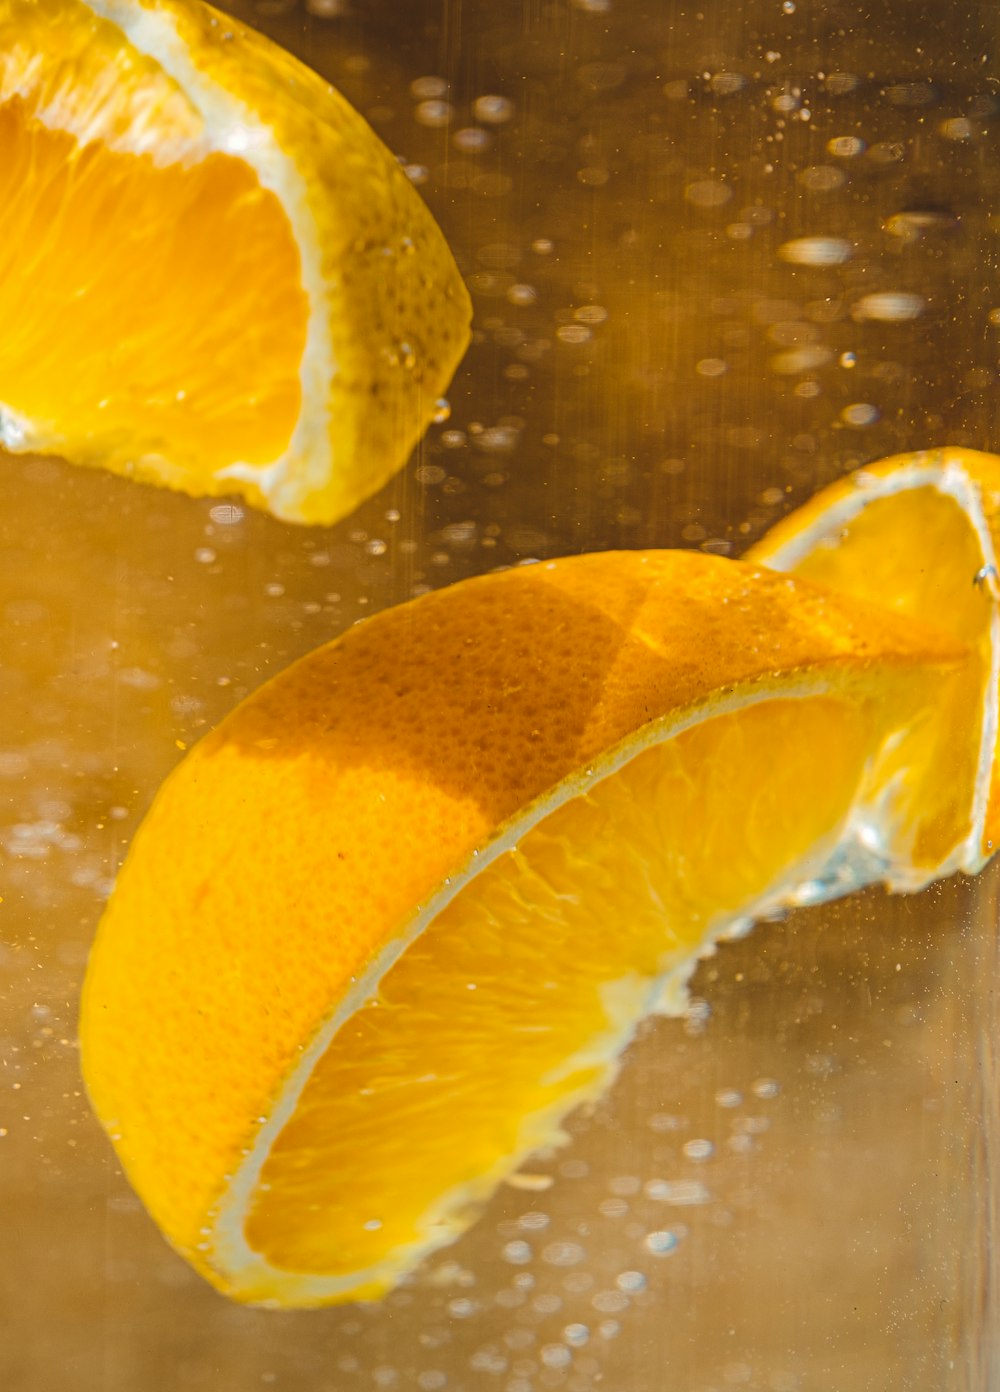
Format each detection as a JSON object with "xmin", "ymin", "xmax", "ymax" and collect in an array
[{"xmin": 4, "ymin": 0, "xmax": 1000, "ymax": 1386}]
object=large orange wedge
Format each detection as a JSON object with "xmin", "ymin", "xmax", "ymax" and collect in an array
[{"xmin": 80, "ymin": 550, "xmax": 971, "ymax": 1306}]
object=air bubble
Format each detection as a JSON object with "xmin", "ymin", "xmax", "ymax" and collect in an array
[
  {"xmin": 778, "ymin": 236, "xmax": 853, "ymax": 266},
  {"xmin": 645, "ymin": 1229, "xmax": 680, "ymax": 1255},
  {"xmin": 683, "ymin": 1138, "xmax": 714, "ymax": 1161},
  {"xmin": 410, "ymin": 76, "xmax": 448, "ymax": 100},
  {"xmin": 685, "ymin": 179, "xmax": 733, "ymax": 208},
  {"xmin": 415, "ymin": 100, "xmax": 454, "ymax": 128},
  {"xmin": 453, "ymin": 127, "xmax": 492, "ymax": 153},
  {"xmin": 592, "ymin": 1289, "xmax": 629, "ymax": 1314},
  {"xmin": 542, "ymin": 1241, "xmax": 585, "ymax": 1266},
  {"xmin": 827, "ymin": 134, "xmax": 866, "ymax": 158},
  {"xmin": 209, "ymin": 502, "xmax": 244, "ymax": 524},
  {"xmin": 840, "ymin": 402, "xmax": 880, "ymax": 426},
  {"xmin": 852, "ymin": 292, "xmax": 926, "ymax": 322},
  {"xmin": 941, "ymin": 116, "xmax": 975, "ymax": 140},
  {"xmin": 696, "ymin": 357, "xmax": 728, "ymax": 378},
  {"xmin": 473, "ymin": 94, "xmax": 514, "ymax": 124}
]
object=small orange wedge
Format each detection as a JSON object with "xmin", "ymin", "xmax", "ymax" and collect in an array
[{"xmin": 0, "ymin": 0, "xmax": 471, "ymax": 523}]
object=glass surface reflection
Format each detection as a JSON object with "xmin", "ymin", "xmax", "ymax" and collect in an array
[{"xmin": 3, "ymin": 0, "xmax": 999, "ymax": 1387}]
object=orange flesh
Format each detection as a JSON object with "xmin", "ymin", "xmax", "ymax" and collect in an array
[
  {"xmin": 247, "ymin": 695, "xmax": 877, "ymax": 1276},
  {"xmin": 770, "ymin": 487, "xmax": 991, "ymax": 866},
  {"xmin": 0, "ymin": 99, "xmax": 307, "ymax": 467}
]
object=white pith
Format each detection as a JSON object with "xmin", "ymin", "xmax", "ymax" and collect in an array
[
  {"xmin": 3, "ymin": 0, "xmax": 334, "ymax": 520},
  {"xmin": 205, "ymin": 664, "xmax": 946, "ymax": 1307}
]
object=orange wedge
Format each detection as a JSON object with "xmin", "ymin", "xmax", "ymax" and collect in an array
[
  {"xmin": 80, "ymin": 550, "xmax": 971, "ymax": 1307},
  {"xmin": 748, "ymin": 446, "xmax": 1000, "ymax": 876},
  {"xmin": 0, "ymin": 0, "xmax": 470, "ymax": 523}
]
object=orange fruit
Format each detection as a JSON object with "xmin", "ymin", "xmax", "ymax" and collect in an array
[
  {"xmin": 0, "ymin": 0, "xmax": 470, "ymax": 524},
  {"xmin": 80, "ymin": 550, "xmax": 969, "ymax": 1307},
  {"xmin": 748, "ymin": 446, "xmax": 1000, "ymax": 875}
]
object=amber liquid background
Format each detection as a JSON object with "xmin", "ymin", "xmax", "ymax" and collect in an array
[{"xmin": 3, "ymin": 0, "xmax": 1000, "ymax": 1386}]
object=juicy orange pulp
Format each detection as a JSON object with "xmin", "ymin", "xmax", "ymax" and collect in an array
[
  {"xmin": 0, "ymin": 97, "xmax": 305, "ymax": 469},
  {"xmin": 750, "ymin": 476, "xmax": 996, "ymax": 871},
  {"xmin": 249, "ymin": 686, "xmax": 932, "ymax": 1279}
]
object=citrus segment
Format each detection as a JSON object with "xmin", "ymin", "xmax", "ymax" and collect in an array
[
  {"xmin": 80, "ymin": 550, "xmax": 967, "ymax": 1306},
  {"xmin": 748, "ymin": 447, "xmax": 1000, "ymax": 873},
  {"xmin": 0, "ymin": 0, "xmax": 471, "ymax": 523},
  {"xmin": 244, "ymin": 698, "xmax": 881, "ymax": 1285}
]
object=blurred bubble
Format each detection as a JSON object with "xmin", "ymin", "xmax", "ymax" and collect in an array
[
  {"xmin": 645, "ymin": 1230, "xmax": 680, "ymax": 1255},
  {"xmin": 410, "ymin": 76, "xmax": 448, "ymax": 100},
  {"xmin": 798, "ymin": 165, "xmax": 846, "ymax": 192},
  {"xmin": 770, "ymin": 345, "xmax": 834, "ymax": 374},
  {"xmin": 852, "ymin": 292, "xmax": 926, "ymax": 322},
  {"xmin": 557, "ymin": 324, "xmax": 593, "ymax": 344},
  {"xmin": 778, "ymin": 236, "xmax": 853, "ymax": 266},
  {"xmin": 941, "ymin": 117, "xmax": 975, "ymax": 140},
  {"xmin": 710, "ymin": 72, "xmax": 747, "ymax": 95},
  {"xmin": 686, "ymin": 179, "xmax": 733, "ymax": 208},
  {"xmin": 841, "ymin": 402, "xmax": 881, "ymax": 426},
  {"xmin": 415, "ymin": 100, "xmax": 453, "ymax": 127},
  {"xmin": 473, "ymin": 94, "xmax": 514, "ymax": 124},
  {"xmin": 682, "ymin": 1138, "xmax": 715, "ymax": 1161},
  {"xmin": 827, "ymin": 134, "xmax": 866, "ymax": 157},
  {"xmin": 825, "ymin": 72, "xmax": 861, "ymax": 94},
  {"xmin": 696, "ymin": 358, "xmax": 728, "ymax": 378},
  {"xmin": 453, "ymin": 127, "xmax": 492, "ymax": 153}
]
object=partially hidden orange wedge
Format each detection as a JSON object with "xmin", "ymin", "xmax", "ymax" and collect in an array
[
  {"xmin": 748, "ymin": 446, "xmax": 1000, "ymax": 876},
  {"xmin": 80, "ymin": 547, "xmax": 980, "ymax": 1307},
  {"xmin": 0, "ymin": 0, "xmax": 471, "ymax": 523}
]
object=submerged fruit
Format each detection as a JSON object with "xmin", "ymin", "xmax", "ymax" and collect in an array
[
  {"xmin": 80, "ymin": 548, "xmax": 973, "ymax": 1307},
  {"xmin": 748, "ymin": 446, "xmax": 1000, "ymax": 872},
  {"xmin": 0, "ymin": 0, "xmax": 470, "ymax": 524}
]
